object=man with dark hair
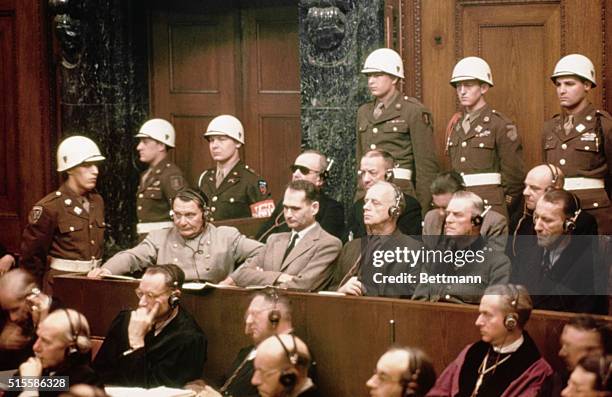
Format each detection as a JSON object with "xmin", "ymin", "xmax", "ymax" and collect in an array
[
  {"xmin": 256, "ymin": 150, "xmax": 344, "ymax": 242},
  {"xmin": 0, "ymin": 269, "xmax": 61, "ymax": 370},
  {"xmin": 366, "ymin": 346, "xmax": 436, "ymax": 397},
  {"xmin": 547, "ymin": 315, "xmax": 610, "ymax": 396},
  {"xmin": 429, "ymin": 284, "xmax": 553, "ymax": 396},
  {"xmin": 94, "ymin": 264, "xmax": 207, "ymax": 388},
  {"xmin": 223, "ymin": 180, "xmax": 342, "ymax": 291},
  {"xmin": 88, "ymin": 189, "xmax": 262, "ymax": 282},
  {"xmin": 346, "ymin": 150, "xmax": 422, "ymax": 240},
  {"xmin": 520, "ymin": 189, "xmax": 607, "ymax": 313},
  {"xmin": 423, "ymin": 171, "xmax": 508, "ymax": 251},
  {"xmin": 562, "ymin": 354, "xmax": 612, "ymax": 395}
]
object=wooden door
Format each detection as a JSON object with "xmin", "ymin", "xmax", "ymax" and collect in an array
[
  {"xmin": 391, "ymin": 0, "xmax": 608, "ymax": 171},
  {"xmin": 149, "ymin": 0, "xmax": 300, "ymax": 202}
]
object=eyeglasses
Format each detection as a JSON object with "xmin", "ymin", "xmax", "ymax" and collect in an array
[
  {"xmin": 134, "ymin": 288, "xmax": 170, "ymax": 300},
  {"xmin": 290, "ymin": 164, "xmax": 321, "ymax": 175}
]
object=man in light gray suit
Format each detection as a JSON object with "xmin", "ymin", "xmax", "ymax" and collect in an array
[{"xmin": 221, "ymin": 180, "xmax": 342, "ymax": 291}]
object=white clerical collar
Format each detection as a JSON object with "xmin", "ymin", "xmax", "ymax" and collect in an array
[
  {"xmin": 290, "ymin": 377, "xmax": 314, "ymax": 397},
  {"xmin": 493, "ymin": 334, "xmax": 524, "ymax": 354}
]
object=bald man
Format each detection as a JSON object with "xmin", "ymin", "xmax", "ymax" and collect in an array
[
  {"xmin": 12, "ymin": 309, "xmax": 101, "ymax": 396},
  {"xmin": 0, "ymin": 269, "xmax": 60, "ymax": 370}
]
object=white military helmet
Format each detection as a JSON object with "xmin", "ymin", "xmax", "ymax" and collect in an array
[
  {"xmin": 204, "ymin": 115, "xmax": 245, "ymax": 144},
  {"xmin": 361, "ymin": 48, "xmax": 405, "ymax": 79},
  {"xmin": 450, "ymin": 56, "xmax": 494, "ymax": 87},
  {"xmin": 57, "ymin": 136, "xmax": 105, "ymax": 172},
  {"xmin": 135, "ymin": 118, "xmax": 176, "ymax": 147},
  {"xmin": 551, "ymin": 54, "xmax": 597, "ymax": 87}
]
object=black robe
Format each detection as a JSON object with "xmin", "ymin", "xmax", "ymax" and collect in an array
[{"xmin": 94, "ymin": 307, "xmax": 207, "ymax": 388}]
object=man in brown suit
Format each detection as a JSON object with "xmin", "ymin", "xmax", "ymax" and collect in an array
[
  {"xmin": 446, "ymin": 57, "xmax": 524, "ymax": 220},
  {"xmin": 134, "ymin": 118, "xmax": 186, "ymax": 236},
  {"xmin": 222, "ymin": 180, "xmax": 342, "ymax": 291},
  {"xmin": 543, "ymin": 54, "xmax": 612, "ymax": 234},
  {"xmin": 357, "ymin": 48, "xmax": 439, "ymax": 214},
  {"xmin": 20, "ymin": 136, "xmax": 106, "ymax": 292}
]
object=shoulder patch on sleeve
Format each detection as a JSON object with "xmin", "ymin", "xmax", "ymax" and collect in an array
[
  {"xmin": 170, "ymin": 175, "xmax": 184, "ymax": 191},
  {"xmin": 506, "ymin": 124, "xmax": 518, "ymax": 141},
  {"xmin": 29, "ymin": 206, "xmax": 44, "ymax": 224},
  {"xmin": 258, "ymin": 180, "xmax": 268, "ymax": 195},
  {"xmin": 422, "ymin": 112, "xmax": 432, "ymax": 126}
]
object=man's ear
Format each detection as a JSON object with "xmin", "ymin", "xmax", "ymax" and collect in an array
[
  {"xmin": 311, "ymin": 200, "xmax": 320, "ymax": 216},
  {"xmin": 480, "ymin": 83, "xmax": 489, "ymax": 95}
]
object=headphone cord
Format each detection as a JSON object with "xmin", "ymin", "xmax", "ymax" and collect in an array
[
  {"xmin": 258, "ymin": 211, "xmax": 286, "ymax": 243},
  {"xmin": 183, "ymin": 230, "xmax": 205, "ymax": 281}
]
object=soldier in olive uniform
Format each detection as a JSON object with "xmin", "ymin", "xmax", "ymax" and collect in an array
[
  {"xmin": 445, "ymin": 57, "xmax": 524, "ymax": 219},
  {"xmin": 198, "ymin": 115, "xmax": 270, "ymax": 221},
  {"xmin": 134, "ymin": 118, "xmax": 186, "ymax": 236},
  {"xmin": 357, "ymin": 48, "xmax": 439, "ymax": 214},
  {"xmin": 88, "ymin": 189, "xmax": 262, "ymax": 282},
  {"xmin": 20, "ymin": 136, "xmax": 106, "ymax": 292},
  {"xmin": 543, "ymin": 54, "xmax": 612, "ymax": 234}
]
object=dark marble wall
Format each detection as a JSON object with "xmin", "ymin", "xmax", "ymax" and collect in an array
[
  {"xmin": 56, "ymin": 0, "xmax": 149, "ymax": 255},
  {"xmin": 299, "ymin": 0, "xmax": 384, "ymax": 213},
  {"xmin": 55, "ymin": 0, "xmax": 383, "ymax": 248}
]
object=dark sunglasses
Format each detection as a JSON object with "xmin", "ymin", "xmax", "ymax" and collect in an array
[{"xmin": 290, "ymin": 164, "xmax": 321, "ymax": 175}]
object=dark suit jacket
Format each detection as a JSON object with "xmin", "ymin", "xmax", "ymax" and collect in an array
[
  {"xmin": 256, "ymin": 193, "xmax": 345, "ymax": 242},
  {"xmin": 231, "ymin": 222, "xmax": 342, "ymax": 291},
  {"xmin": 346, "ymin": 192, "xmax": 422, "ymax": 240}
]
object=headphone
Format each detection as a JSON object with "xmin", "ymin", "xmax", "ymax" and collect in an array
[
  {"xmin": 471, "ymin": 205, "xmax": 490, "ymax": 227},
  {"xmin": 388, "ymin": 184, "xmax": 404, "ymax": 218},
  {"xmin": 172, "ymin": 188, "xmax": 210, "ymax": 221},
  {"xmin": 266, "ymin": 289, "xmax": 281, "ymax": 328},
  {"xmin": 384, "ymin": 168, "xmax": 394, "ymax": 182},
  {"xmin": 545, "ymin": 163, "xmax": 559, "ymax": 190},
  {"xmin": 399, "ymin": 348, "xmax": 421, "ymax": 397},
  {"xmin": 563, "ymin": 192, "xmax": 582, "ymax": 233},
  {"xmin": 320, "ymin": 158, "xmax": 334, "ymax": 181},
  {"xmin": 275, "ymin": 334, "xmax": 300, "ymax": 392},
  {"xmin": 155, "ymin": 265, "xmax": 181, "ymax": 309},
  {"xmin": 503, "ymin": 284, "xmax": 520, "ymax": 331},
  {"xmin": 63, "ymin": 309, "xmax": 82, "ymax": 359}
]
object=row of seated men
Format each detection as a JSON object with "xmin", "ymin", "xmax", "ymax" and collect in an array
[
  {"xmin": 0, "ymin": 266, "xmax": 610, "ymax": 396},
  {"xmin": 67, "ymin": 149, "xmax": 608, "ymax": 315}
]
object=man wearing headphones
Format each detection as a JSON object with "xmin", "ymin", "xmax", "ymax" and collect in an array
[
  {"xmin": 251, "ymin": 334, "xmax": 317, "ymax": 397},
  {"xmin": 88, "ymin": 189, "xmax": 263, "ymax": 282},
  {"xmin": 0, "ymin": 269, "xmax": 61, "ymax": 370},
  {"xmin": 346, "ymin": 150, "xmax": 422, "ymax": 240},
  {"xmin": 9, "ymin": 309, "xmax": 101, "ymax": 396},
  {"xmin": 366, "ymin": 346, "xmax": 436, "ymax": 397},
  {"xmin": 256, "ymin": 150, "xmax": 344, "ymax": 243},
  {"xmin": 94, "ymin": 264, "xmax": 206, "ymax": 388},
  {"xmin": 429, "ymin": 284, "xmax": 553, "ymax": 396},
  {"xmin": 332, "ymin": 181, "xmax": 422, "ymax": 297},
  {"xmin": 528, "ymin": 189, "xmax": 606, "ymax": 314},
  {"xmin": 198, "ymin": 115, "xmax": 271, "ymax": 221},
  {"xmin": 186, "ymin": 289, "xmax": 295, "ymax": 397},
  {"xmin": 422, "ymin": 171, "xmax": 508, "ymax": 252},
  {"xmin": 223, "ymin": 180, "xmax": 341, "ymax": 291},
  {"xmin": 134, "ymin": 118, "xmax": 186, "ymax": 236},
  {"xmin": 413, "ymin": 191, "xmax": 510, "ymax": 304}
]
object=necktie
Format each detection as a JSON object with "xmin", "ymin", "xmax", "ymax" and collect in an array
[
  {"xmin": 373, "ymin": 102, "xmax": 384, "ymax": 119},
  {"xmin": 215, "ymin": 169, "xmax": 224, "ymax": 188},
  {"xmin": 282, "ymin": 233, "xmax": 298, "ymax": 263},
  {"xmin": 563, "ymin": 115, "xmax": 574, "ymax": 135},
  {"xmin": 542, "ymin": 251, "xmax": 552, "ymax": 271},
  {"xmin": 461, "ymin": 115, "xmax": 471, "ymax": 134},
  {"xmin": 81, "ymin": 197, "xmax": 90, "ymax": 213}
]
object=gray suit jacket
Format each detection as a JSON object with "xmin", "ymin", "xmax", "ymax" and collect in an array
[{"xmin": 230, "ymin": 222, "xmax": 342, "ymax": 291}]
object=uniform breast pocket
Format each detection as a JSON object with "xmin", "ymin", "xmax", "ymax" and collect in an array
[
  {"xmin": 543, "ymin": 136, "xmax": 557, "ymax": 151},
  {"xmin": 145, "ymin": 189, "xmax": 163, "ymax": 200},
  {"xmin": 383, "ymin": 121, "xmax": 409, "ymax": 134},
  {"xmin": 358, "ymin": 123, "xmax": 368, "ymax": 134},
  {"xmin": 58, "ymin": 221, "xmax": 83, "ymax": 241},
  {"xmin": 468, "ymin": 138, "xmax": 495, "ymax": 169}
]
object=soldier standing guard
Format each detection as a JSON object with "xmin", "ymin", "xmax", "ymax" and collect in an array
[
  {"xmin": 357, "ymin": 48, "xmax": 439, "ymax": 215},
  {"xmin": 198, "ymin": 115, "xmax": 271, "ymax": 221},
  {"xmin": 543, "ymin": 54, "xmax": 612, "ymax": 234},
  {"xmin": 445, "ymin": 57, "xmax": 524, "ymax": 219},
  {"xmin": 134, "ymin": 118, "xmax": 186, "ymax": 237},
  {"xmin": 20, "ymin": 136, "xmax": 106, "ymax": 293}
]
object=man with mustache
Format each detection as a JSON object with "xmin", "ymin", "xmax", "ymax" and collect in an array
[{"xmin": 20, "ymin": 136, "xmax": 106, "ymax": 292}]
